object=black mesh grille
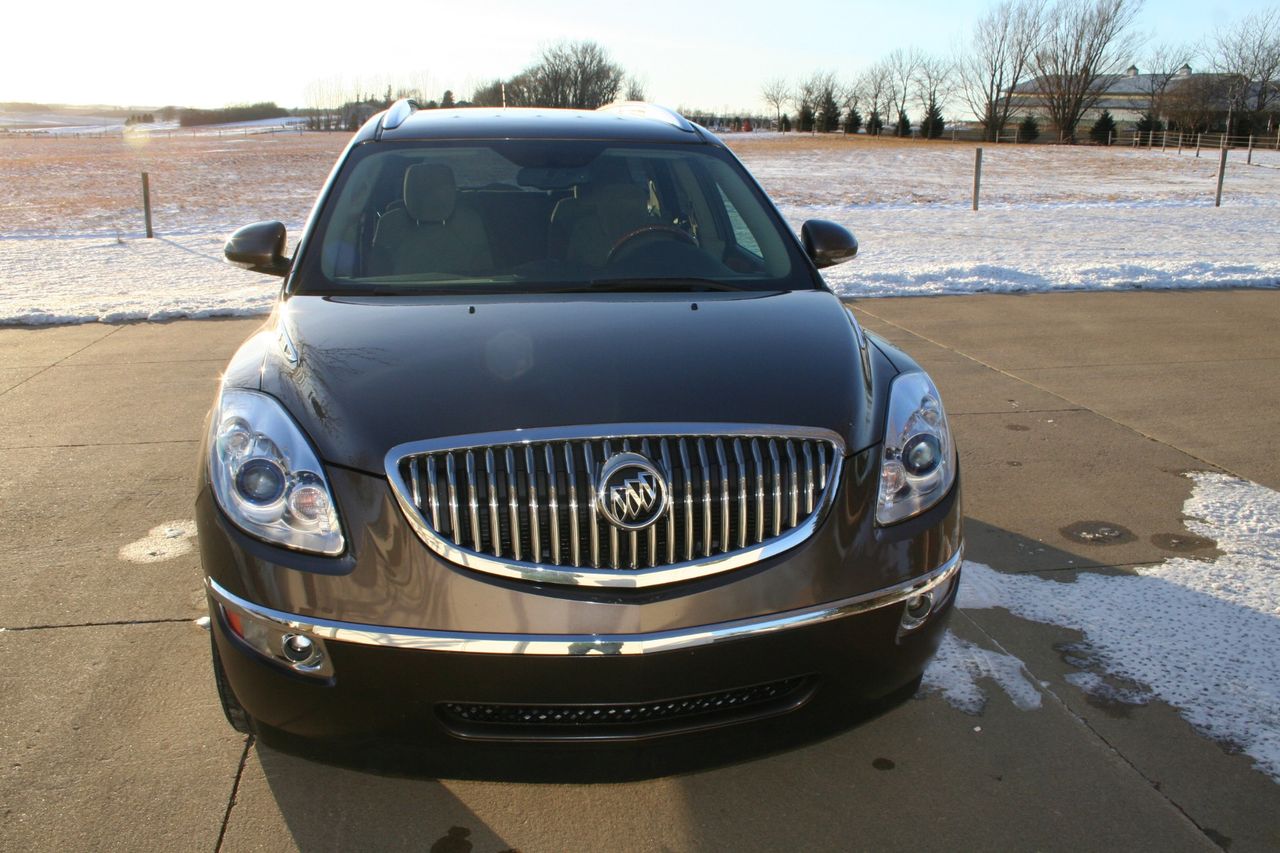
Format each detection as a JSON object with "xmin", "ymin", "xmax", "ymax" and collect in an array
[{"xmin": 438, "ymin": 677, "xmax": 812, "ymax": 739}]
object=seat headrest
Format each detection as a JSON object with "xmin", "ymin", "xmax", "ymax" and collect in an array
[{"xmin": 403, "ymin": 164, "xmax": 456, "ymax": 223}]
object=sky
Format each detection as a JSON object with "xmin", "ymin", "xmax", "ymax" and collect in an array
[{"xmin": 0, "ymin": 0, "xmax": 1271, "ymax": 114}]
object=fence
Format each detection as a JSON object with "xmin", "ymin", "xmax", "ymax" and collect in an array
[{"xmin": 0, "ymin": 123, "xmax": 309, "ymax": 140}]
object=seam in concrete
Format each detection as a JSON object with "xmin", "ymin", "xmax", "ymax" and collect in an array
[
  {"xmin": 214, "ymin": 736, "xmax": 253, "ymax": 853},
  {"xmin": 949, "ymin": 407, "xmax": 1086, "ymax": 416},
  {"xmin": 0, "ymin": 438, "xmax": 200, "ymax": 450},
  {"xmin": 1019, "ymin": 560, "xmax": 1164, "ymax": 575},
  {"xmin": 1007, "ymin": 354, "xmax": 1280, "ymax": 371},
  {"xmin": 0, "ymin": 325, "xmax": 125, "ymax": 399},
  {"xmin": 851, "ymin": 305, "xmax": 1244, "ymax": 482},
  {"xmin": 1, "ymin": 617, "xmax": 195, "ymax": 632},
  {"xmin": 954, "ymin": 610, "xmax": 1221, "ymax": 850}
]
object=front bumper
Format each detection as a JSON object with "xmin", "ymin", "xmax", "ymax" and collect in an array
[{"xmin": 208, "ymin": 548, "xmax": 960, "ymax": 778}]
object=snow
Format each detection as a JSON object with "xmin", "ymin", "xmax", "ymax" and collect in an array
[
  {"xmin": 940, "ymin": 472, "xmax": 1280, "ymax": 781},
  {"xmin": 1, "ymin": 134, "xmax": 1278, "ymax": 324},
  {"xmin": 117, "ymin": 520, "xmax": 198, "ymax": 564},
  {"xmin": 922, "ymin": 632, "xmax": 1044, "ymax": 714}
]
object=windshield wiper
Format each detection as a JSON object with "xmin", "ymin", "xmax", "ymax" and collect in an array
[{"xmin": 573, "ymin": 277, "xmax": 748, "ymax": 293}]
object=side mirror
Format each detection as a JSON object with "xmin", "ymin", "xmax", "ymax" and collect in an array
[
  {"xmin": 224, "ymin": 221, "xmax": 291, "ymax": 277},
  {"xmin": 801, "ymin": 220, "xmax": 858, "ymax": 269}
]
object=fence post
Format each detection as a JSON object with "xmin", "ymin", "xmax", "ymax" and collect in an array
[
  {"xmin": 141, "ymin": 172, "xmax": 153, "ymax": 238},
  {"xmin": 1195, "ymin": 133, "xmax": 1201, "ymax": 158},
  {"xmin": 1247, "ymin": 135, "xmax": 1253, "ymax": 165},
  {"xmin": 972, "ymin": 147, "xmax": 983, "ymax": 211},
  {"xmin": 1215, "ymin": 147, "xmax": 1228, "ymax": 208},
  {"xmin": 1177, "ymin": 132, "xmax": 1183, "ymax": 154},
  {"xmin": 1161, "ymin": 130, "xmax": 1167, "ymax": 152},
  {"xmin": 1107, "ymin": 130, "xmax": 1112, "ymax": 146}
]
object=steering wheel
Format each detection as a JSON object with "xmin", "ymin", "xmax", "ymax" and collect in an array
[{"xmin": 607, "ymin": 225, "xmax": 697, "ymax": 264}]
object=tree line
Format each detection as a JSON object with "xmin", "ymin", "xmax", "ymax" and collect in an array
[{"xmin": 762, "ymin": 0, "xmax": 1279, "ymax": 142}]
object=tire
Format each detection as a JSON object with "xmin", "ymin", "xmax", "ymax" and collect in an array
[{"xmin": 210, "ymin": 633, "xmax": 255, "ymax": 735}]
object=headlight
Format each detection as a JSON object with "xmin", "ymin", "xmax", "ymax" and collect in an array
[
  {"xmin": 208, "ymin": 388, "xmax": 344, "ymax": 555},
  {"xmin": 876, "ymin": 371, "xmax": 957, "ymax": 525}
]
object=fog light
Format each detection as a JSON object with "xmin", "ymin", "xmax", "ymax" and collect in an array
[
  {"xmin": 281, "ymin": 633, "xmax": 317, "ymax": 664},
  {"xmin": 900, "ymin": 592, "xmax": 935, "ymax": 631}
]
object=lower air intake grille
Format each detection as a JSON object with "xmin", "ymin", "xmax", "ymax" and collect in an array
[{"xmin": 438, "ymin": 676, "xmax": 812, "ymax": 739}]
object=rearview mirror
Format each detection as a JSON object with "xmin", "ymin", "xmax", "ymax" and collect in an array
[
  {"xmin": 801, "ymin": 220, "xmax": 858, "ymax": 269},
  {"xmin": 224, "ymin": 221, "xmax": 291, "ymax": 277}
]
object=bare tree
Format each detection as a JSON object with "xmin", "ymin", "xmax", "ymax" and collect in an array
[
  {"xmin": 857, "ymin": 62, "xmax": 893, "ymax": 134},
  {"xmin": 885, "ymin": 48, "xmax": 923, "ymax": 134},
  {"xmin": 505, "ymin": 41, "xmax": 627, "ymax": 109},
  {"xmin": 1138, "ymin": 42, "xmax": 1197, "ymax": 123},
  {"xmin": 957, "ymin": 0, "xmax": 1048, "ymax": 141},
  {"xmin": 625, "ymin": 76, "xmax": 647, "ymax": 102},
  {"xmin": 1208, "ymin": 8, "xmax": 1280, "ymax": 134},
  {"xmin": 1028, "ymin": 0, "xmax": 1145, "ymax": 141},
  {"xmin": 761, "ymin": 77, "xmax": 790, "ymax": 127}
]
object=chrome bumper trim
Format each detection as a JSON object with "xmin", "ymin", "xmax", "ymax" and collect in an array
[{"xmin": 206, "ymin": 545, "xmax": 961, "ymax": 657}]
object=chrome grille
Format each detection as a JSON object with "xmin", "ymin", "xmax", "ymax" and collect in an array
[{"xmin": 385, "ymin": 425, "xmax": 845, "ymax": 588}]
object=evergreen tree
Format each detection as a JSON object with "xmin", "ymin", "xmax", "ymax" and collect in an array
[
  {"xmin": 895, "ymin": 110, "xmax": 912, "ymax": 137},
  {"xmin": 441, "ymin": 90, "xmax": 455, "ymax": 108},
  {"xmin": 797, "ymin": 104, "xmax": 816, "ymax": 133},
  {"xmin": 1018, "ymin": 114, "xmax": 1040, "ymax": 143},
  {"xmin": 1089, "ymin": 109, "xmax": 1117, "ymax": 145},
  {"xmin": 920, "ymin": 101, "xmax": 945, "ymax": 139},
  {"xmin": 816, "ymin": 90, "xmax": 840, "ymax": 132},
  {"xmin": 842, "ymin": 108, "xmax": 862, "ymax": 135},
  {"xmin": 1135, "ymin": 112, "xmax": 1162, "ymax": 135},
  {"xmin": 780, "ymin": 113, "xmax": 791, "ymax": 132},
  {"xmin": 866, "ymin": 110, "xmax": 884, "ymax": 136}
]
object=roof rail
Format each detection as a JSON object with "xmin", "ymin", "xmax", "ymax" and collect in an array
[
  {"xmin": 381, "ymin": 98, "xmax": 421, "ymax": 133},
  {"xmin": 597, "ymin": 101, "xmax": 695, "ymax": 133}
]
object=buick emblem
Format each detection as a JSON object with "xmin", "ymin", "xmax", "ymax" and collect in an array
[{"xmin": 596, "ymin": 452, "xmax": 669, "ymax": 531}]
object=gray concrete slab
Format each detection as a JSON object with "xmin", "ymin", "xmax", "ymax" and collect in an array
[
  {"xmin": 850, "ymin": 290, "xmax": 1280, "ymax": 370},
  {"xmin": 0, "ymin": 622, "xmax": 246, "ymax": 852},
  {"xmin": 221, "ymin": 615, "xmax": 1211, "ymax": 852},
  {"xmin": 962, "ymin": 605, "xmax": 1280, "ymax": 853},
  {"xmin": 3, "ymin": 292, "xmax": 1277, "ymax": 852},
  {"xmin": 0, "ymin": 323, "xmax": 118, "ymax": 368},
  {"xmin": 0, "ymin": 443, "xmax": 205, "ymax": 627},
  {"xmin": 61, "ymin": 318, "xmax": 262, "ymax": 366},
  {"xmin": 0, "ymin": 359, "xmax": 219, "ymax": 448},
  {"xmin": 0, "ymin": 366, "xmax": 42, "ymax": 395},
  {"xmin": 1015, "ymin": 359, "xmax": 1280, "ymax": 488},
  {"xmin": 954, "ymin": 408, "xmax": 1211, "ymax": 572}
]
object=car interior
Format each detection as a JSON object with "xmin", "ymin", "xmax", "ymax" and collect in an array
[{"xmin": 316, "ymin": 144, "xmax": 792, "ymax": 287}]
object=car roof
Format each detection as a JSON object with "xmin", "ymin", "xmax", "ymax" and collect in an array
[{"xmin": 373, "ymin": 105, "xmax": 717, "ymax": 145}]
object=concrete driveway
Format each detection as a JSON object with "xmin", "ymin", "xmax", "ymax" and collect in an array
[{"xmin": 1, "ymin": 290, "xmax": 1277, "ymax": 851}]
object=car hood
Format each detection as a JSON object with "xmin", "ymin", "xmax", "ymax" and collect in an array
[{"xmin": 259, "ymin": 290, "xmax": 880, "ymax": 474}]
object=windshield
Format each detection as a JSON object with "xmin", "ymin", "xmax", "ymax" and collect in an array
[{"xmin": 299, "ymin": 140, "xmax": 815, "ymax": 293}]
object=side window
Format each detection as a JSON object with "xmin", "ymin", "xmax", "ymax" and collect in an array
[{"xmin": 718, "ymin": 187, "xmax": 763, "ymax": 259}]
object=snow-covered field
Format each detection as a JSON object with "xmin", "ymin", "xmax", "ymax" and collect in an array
[
  {"xmin": 925, "ymin": 472, "xmax": 1280, "ymax": 783},
  {"xmin": 0, "ymin": 132, "xmax": 1277, "ymax": 324}
]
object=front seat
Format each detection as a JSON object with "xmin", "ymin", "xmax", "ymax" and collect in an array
[
  {"xmin": 550, "ymin": 157, "xmax": 655, "ymax": 268},
  {"xmin": 370, "ymin": 164, "xmax": 493, "ymax": 276}
]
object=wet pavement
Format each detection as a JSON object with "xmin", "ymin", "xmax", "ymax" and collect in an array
[{"xmin": 1, "ymin": 289, "xmax": 1277, "ymax": 851}]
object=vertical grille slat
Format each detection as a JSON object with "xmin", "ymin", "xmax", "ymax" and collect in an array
[
  {"xmin": 733, "ymin": 438, "xmax": 747, "ymax": 550},
  {"xmin": 485, "ymin": 449, "xmax": 501, "ymax": 557},
  {"xmin": 505, "ymin": 447, "xmax": 522, "ymax": 561},
  {"xmin": 679, "ymin": 438, "xmax": 695, "ymax": 562},
  {"xmin": 445, "ymin": 453, "xmax": 461, "ymax": 540},
  {"xmin": 465, "ymin": 450, "xmax": 482, "ymax": 553},
  {"xmin": 565, "ymin": 443, "xmax": 581, "ymax": 567},
  {"xmin": 802, "ymin": 442, "xmax": 816, "ymax": 515},
  {"xmin": 397, "ymin": 429, "xmax": 842, "ymax": 576},
  {"xmin": 786, "ymin": 441, "xmax": 800, "ymax": 529},
  {"xmin": 525, "ymin": 445, "xmax": 541, "ymax": 563},
  {"xmin": 584, "ymin": 443, "xmax": 600, "ymax": 568},
  {"xmin": 545, "ymin": 444, "xmax": 561, "ymax": 566}
]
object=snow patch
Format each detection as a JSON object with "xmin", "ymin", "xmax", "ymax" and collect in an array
[
  {"xmin": 958, "ymin": 472, "xmax": 1280, "ymax": 781},
  {"xmin": 922, "ymin": 632, "xmax": 1043, "ymax": 714}
]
